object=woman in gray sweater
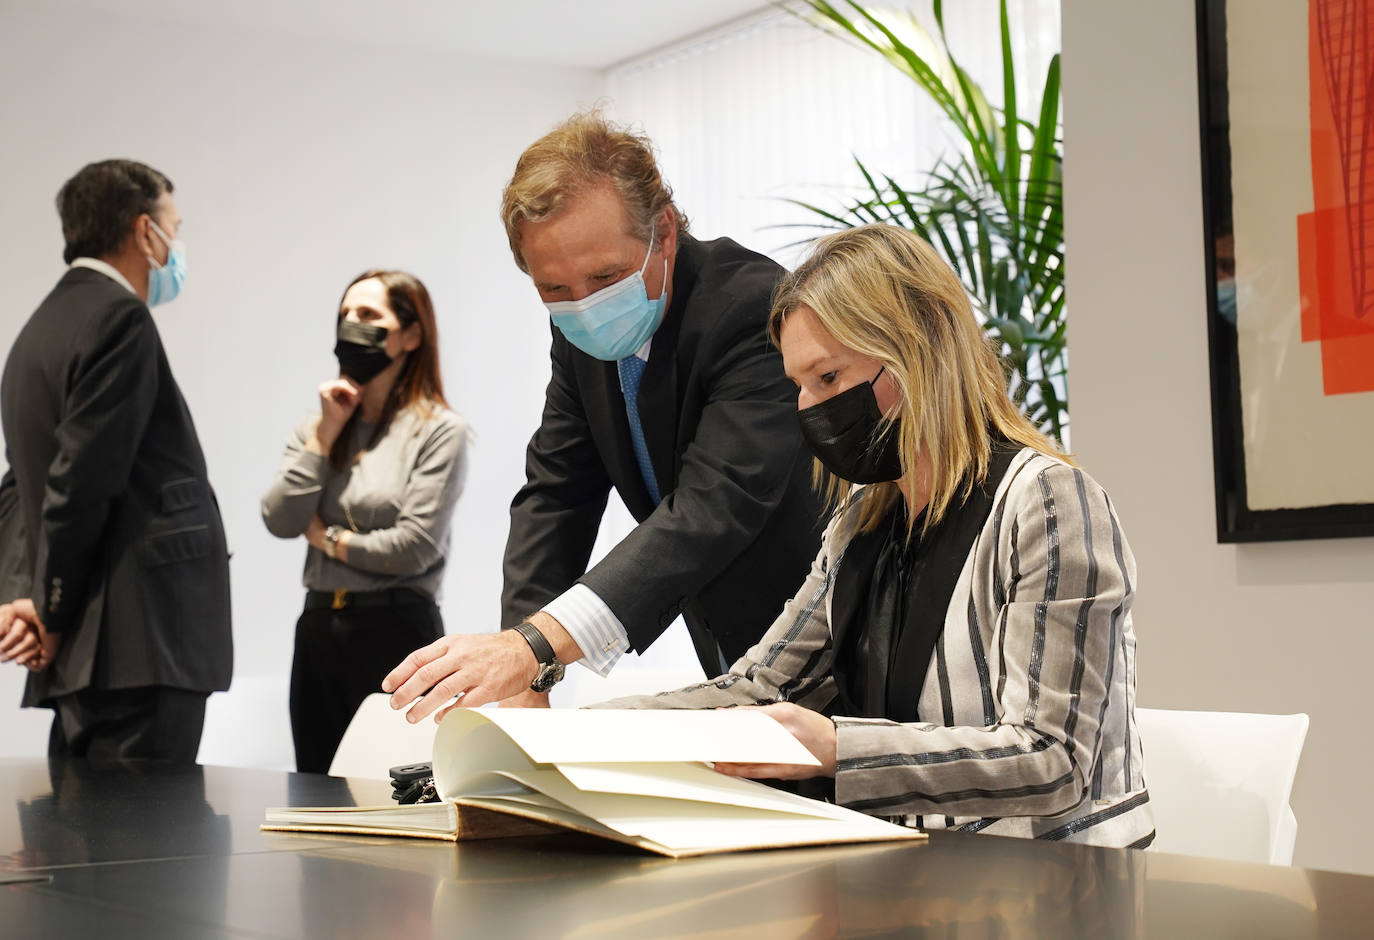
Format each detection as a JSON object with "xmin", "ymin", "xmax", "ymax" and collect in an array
[{"xmin": 262, "ymin": 269, "xmax": 468, "ymax": 773}]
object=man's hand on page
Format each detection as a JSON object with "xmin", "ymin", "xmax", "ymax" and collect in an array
[{"xmin": 382, "ymin": 630, "xmax": 538, "ymax": 723}]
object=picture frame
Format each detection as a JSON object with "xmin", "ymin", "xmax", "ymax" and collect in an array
[{"xmin": 1196, "ymin": 0, "xmax": 1374, "ymax": 542}]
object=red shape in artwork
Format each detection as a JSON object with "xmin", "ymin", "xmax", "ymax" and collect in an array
[{"xmin": 1298, "ymin": 0, "xmax": 1374, "ymax": 394}]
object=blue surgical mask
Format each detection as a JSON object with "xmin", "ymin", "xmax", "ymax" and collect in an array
[
  {"xmin": 1216, "ymin": 279, "xmax": 1237, "ymax": 323},
  {"xmin": 146, "ymin": 220, "xmax": 186, "ymax": 307},
  {"xmin": 544, "ymin": 237, "xmax": 668, "ymax": 361}
]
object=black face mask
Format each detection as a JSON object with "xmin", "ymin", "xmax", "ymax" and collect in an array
[
  {"xmin": 796, "ymin": 367, "xmax": 903, "ymax": 484},
  {"xmin": 334, "ymin": 320, "xmax": 393, "ymax": 385}
]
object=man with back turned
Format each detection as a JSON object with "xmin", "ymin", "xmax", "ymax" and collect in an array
[{"xmin": 0, "ymin": 159, "xmax": 232, "ymax": 762}]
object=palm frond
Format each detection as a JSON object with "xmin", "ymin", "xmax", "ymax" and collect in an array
[{"xmin": 788, "ymin": 0, "xmax": 1068, "ymax": 444}]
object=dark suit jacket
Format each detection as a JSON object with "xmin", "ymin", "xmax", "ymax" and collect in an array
[
  {"xmin": 501, "ymin": 236, "xmax": 823, "ymax": 669},
  {"xmin": 0, "ymin": 266, "xmax": 232, "ymax": 706}
]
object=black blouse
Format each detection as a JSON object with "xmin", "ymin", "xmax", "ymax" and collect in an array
[{"xmin": 830, "ymin": 441, "xmax": 1020, "ymax": 722}]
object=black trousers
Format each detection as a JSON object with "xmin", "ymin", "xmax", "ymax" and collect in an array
[
  {"xmin": 289, "ymin": 595, "xmax": 443, "ymax": 774},
  {"xmin": 47, "ymin": 686, "xmax": 208, "ymax": 764}
]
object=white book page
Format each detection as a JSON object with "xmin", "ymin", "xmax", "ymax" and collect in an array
[
  {"xmin": 263, "ymin": 802, "xmax": 456, "ymax": 832},
  {"xmin": 501, "ymin": 769, "xmax": 910, "ymax": 851},
  {"xmin": 432, "ymin": 712, "xmax": 541, "ymax": 797},
  {"xmin": 457, "ymin": 708, "xmax": 821, "ymax": 766},
  {"xmin": 554, "ymin": 761, "xmax": 849, "ymax": 821},
  {"xmin": 637, "ymin": 814, "xmax": 909, "ymax": 853}
]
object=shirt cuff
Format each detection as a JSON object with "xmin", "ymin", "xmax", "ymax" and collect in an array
[{"xmin": 541, "ymin": 584, "xmax": 629, "ymax": 677}]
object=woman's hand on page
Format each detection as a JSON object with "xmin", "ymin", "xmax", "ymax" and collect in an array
[{"xmin": 713, "ymin": 702, "xmax": 837, "ymax": 780}]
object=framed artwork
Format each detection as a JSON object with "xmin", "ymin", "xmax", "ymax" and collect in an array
[{"xmin": 1197, "ymin": 0, "xmax": 1374, "ymax": 542}]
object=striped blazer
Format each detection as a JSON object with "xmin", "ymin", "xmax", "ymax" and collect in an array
[{"xmin": 602, "ymin": 448, "xmax": 1153, "ymax": 848}]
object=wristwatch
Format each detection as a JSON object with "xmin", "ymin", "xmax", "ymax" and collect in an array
[
  {"xmin": 512, "ymin": 621, "xmax": 565, "ymax": 692},
  {"xmin": 323, "ymin": 525, "xmax": 343, "ymax": 559}
]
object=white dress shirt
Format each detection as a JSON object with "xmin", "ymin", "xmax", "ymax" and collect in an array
[{"xmin": 70, "ymin": 257, "xmax": 136, "ymax": 296}]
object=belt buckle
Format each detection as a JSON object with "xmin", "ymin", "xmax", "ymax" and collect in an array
[{"xmin": 332, "ymin": 589, "xmax": 348, "ymax": 611}]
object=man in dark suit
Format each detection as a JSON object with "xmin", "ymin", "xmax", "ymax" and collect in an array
[
  {"xmin": 0, "ymin": 159, "xmax": 232, "ymax": 762},
  {"xmin": 384, "ymin": 113, "xmax": 822, "ymax": 719}
]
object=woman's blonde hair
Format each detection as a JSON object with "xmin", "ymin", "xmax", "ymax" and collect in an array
[
  {"xmin": 768, "ymin": 224, "xmax": 1068, "ymax": 537},
  {"xmin": 500, "ymin": 110, "xmax": 689, "ymax": 272}
]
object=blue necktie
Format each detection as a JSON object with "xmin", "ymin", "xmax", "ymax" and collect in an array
[{"xmin": 617, "ymin": 356, "xmax": 661, "ymax": 505}]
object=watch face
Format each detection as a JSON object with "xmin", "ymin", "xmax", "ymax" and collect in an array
[{"xmin": 530, "ymin": 662, "xmax": 565, "ymax": 693}]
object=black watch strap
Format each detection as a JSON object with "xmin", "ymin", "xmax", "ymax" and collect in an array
[
  {"xmin": 513, "ymin": 621, "xmax": 564, "ymax": 693},
  {"xmin": 513, "ymin": 621, "xmax": 557, "ymax": 667}
]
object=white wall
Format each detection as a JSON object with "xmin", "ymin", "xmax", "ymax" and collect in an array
[
  {"xmin": 0, "ymin": 7, "xmax": 618, "ymax": 766},
  {"xmin": 606, "ymin": 2, "xmax": 1061, "ymax": 269},
  {"xmin": 1062, "ymin": 0, "xmax": 1374, "ymax": 875}
]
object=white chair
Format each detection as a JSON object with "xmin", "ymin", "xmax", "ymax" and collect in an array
[
  {"xmin": 550, "ymin": 617, "xmax": 706, "ymax": 708},
  {"xmin": 328, "ymin": 693, "xmax": 439, "ymax": 780},
  {"xmin": 552, "ymin": 666, "xmax": 707, "ymax": 709},
  {"xmin": 197, "ymin": 673, "xmax": 295, "ymax": 771},
  {"xmin": 1135, "ymin": 707, "xmax": 1308, "ymax": 866}
]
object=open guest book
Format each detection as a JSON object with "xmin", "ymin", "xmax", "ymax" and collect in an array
[{"xmin": 263, "ymin": 708, "xmax": 924, "ymax": 858}]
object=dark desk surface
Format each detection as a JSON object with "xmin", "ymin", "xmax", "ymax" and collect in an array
[{"xmin": 2, "ymin": 757, "xmax": 1371, "ymax": 939}]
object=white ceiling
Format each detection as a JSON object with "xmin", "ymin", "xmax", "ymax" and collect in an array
[{"xmin": 7, "ymin": 0, "xmax": 775, "ymax": 70}]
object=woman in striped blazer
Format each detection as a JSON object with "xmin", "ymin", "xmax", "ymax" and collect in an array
[{"xmin": 599, "ymin": 224, "xmax": 1153, "ymax": 848}]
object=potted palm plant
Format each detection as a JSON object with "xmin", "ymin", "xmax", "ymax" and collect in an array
[{"xmin": 789, "ymin": 0, "xmax": 1067, "ymax": 444}]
